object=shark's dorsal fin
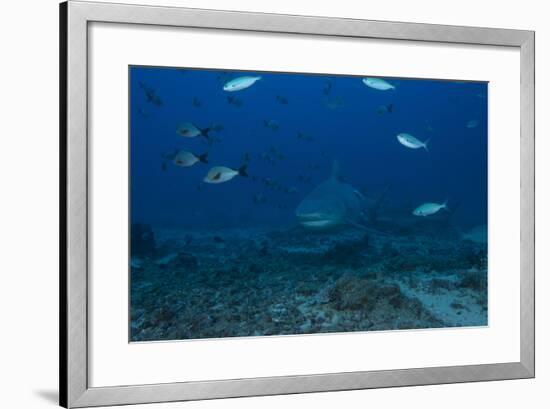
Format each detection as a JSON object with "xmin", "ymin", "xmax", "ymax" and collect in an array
[{"xmin": 331, "ymin": 160, "xmax": 340, "ymax": 181}]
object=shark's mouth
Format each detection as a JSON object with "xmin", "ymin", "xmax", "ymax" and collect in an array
[{"xmin": 296, "ymin": 212, "xmax": 343, "ymax": 229}]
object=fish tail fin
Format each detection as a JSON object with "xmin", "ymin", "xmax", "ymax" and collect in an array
[
  {"xmin": 200, "ymin": 127, "xmax": 211, "ymax": 138},
  {"xmin": 256, "ymin": 76, "xmax": 262, "ymax": 81},
  {"xmin": 423, "ymin": 138, "xmax": 431, "ymax": 152},
  {"xmin": 388, "ymin": 103, "xmax": 394, "ymax": 113},
  {"xmin": 198, "ymin": 153, "xmax": 208, "ymax": 164},
  {"xmin": 353, "ymin": 189, "xmax": 366, "ymax": 202},
  {"xmin": 442, "ymin": 199, "xmax": 450, "ymax": 211},
  {"xmin": 238, "ymin": 164, "xmax": 249, "ymax": 177}
]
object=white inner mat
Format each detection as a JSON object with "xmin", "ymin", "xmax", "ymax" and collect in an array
[{"xmin": 88, "ymin": 22, "xmax": 520, "ymax": 387}]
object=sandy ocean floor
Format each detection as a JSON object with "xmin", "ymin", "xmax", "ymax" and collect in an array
[{"xmin": 130, "ymin": 225, "xmax": 488, "ymax": 342}]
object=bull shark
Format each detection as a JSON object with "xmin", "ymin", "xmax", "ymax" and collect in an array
[{"xmin": 295, "ymin": 161, "xmax": 371, "ymax": 231}]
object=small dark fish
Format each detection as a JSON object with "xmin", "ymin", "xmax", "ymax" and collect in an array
[
  {"xmin": 259, "ymin": 147, "xmax": 285, "ymax": 165},
  {"xmin": 466, "ymin": 119, "xmax": 479, "ymax": 129},
  {"xmin": 263, "ymin": 119, "xmax": 279, "ymax": 131},
  {"xmin": 213, "ymin": 236, "xmax": 225, "ymax": 243},
  {"xmin": 138, "ymin": 81, "xmax": 163, "ymax": 106},
  {"xmin": 161, "ymin": 161, "xmax": 168, "ymax": 172},
  {"xmin": 192, "ymin": 97, "xmax": 202, "ymax": 108},
  {"xmin": 297, "ymin": 132, "xmax": 315, "ymax": 142},
  {"xmin": 204, "ymin": 136, "xmax": 222, "ymax": 147},
  {"xmin": 275, "ymin": 95, "xmax": 288, "ymax": 105},
  {"xmin": 137, "ymin": 108, "xmax": 149, "ymax": 118},
  {"xmin": 227, "ymin": 95, "xmax": 244, "ymax": 107},
  {"xmin": 253, "ymin": 193, "xmax": 267, "ymax": 205},
  {"xmin": 324, "ymin": 96, "xmax": 345, "ymax": 110},
  {"xmin": 376, "ymin": 103, "xmax": 394, "ymax": 114},
  {"xmin": 242, "ymin": 152, "xmax": 251, "ymax": 163},
  {"xmin": 150, "ymin": 95, "xmax": 163, "ymax": 106},
  {"xmin": 322, "ymin": 80, "xmax": 332, "ymax": 95},
  {"xmin": 262, "ymin": 178, "xmax": 283, "ymax": 191},
  {"xmin": 269, "ymin": 145, "xmax": 278, "ymax": 154}
]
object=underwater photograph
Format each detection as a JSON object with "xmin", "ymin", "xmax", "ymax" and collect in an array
[{"xmin": 129, "ymin": 66, "xmax": 488, "ymax": 342}]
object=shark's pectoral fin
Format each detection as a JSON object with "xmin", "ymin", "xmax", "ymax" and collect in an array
[
  {"xmin": 346, "ymin": 218, "xmax": 391, "ymax": 236},
  {"xmin": 347, "ymin": 220, "xmax": 382, "ymax": 234},
  {"xmin": 345, "ymin": 218, "xmax": 369, "ymax": 231},
  {"xmin": 353, "ymin": 189, "xmax": 366, "ymax": 201}
]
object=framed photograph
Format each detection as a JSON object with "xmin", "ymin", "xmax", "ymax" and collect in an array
[{"xmin": 60, "ymin": 1, "xmax": 534, "ymax": 407}]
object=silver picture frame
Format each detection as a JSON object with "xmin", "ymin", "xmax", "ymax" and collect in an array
[{"xmin": 60, "ymin": 1, "xmax": 535, "ymax": 407}]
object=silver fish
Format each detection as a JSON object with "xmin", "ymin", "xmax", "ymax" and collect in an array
[
  {"xmin": 397, "ymin": 133, "xmax": 430, "ymax": 151},
  {"xmin": 466, "ymin": 119, "xmax": 479, "ymax": 128},
  {"xmin": 362, "ymin": 77, "xmax": 395, "ymax": 91},
  {"xmin": 177, "ymin": 122, "xmax": 207, "ymax": 138},
  {"xmin": 223, "ymin": 76, "xmax": 262, "ymax": 92},
  {"xmin": 173, "ymin": 151, "xmax": 208, "ymax": 167},
  {"xmin": 412, "ymin": 201, "xmax": 448, "ymax": 217},
  {"xmin": 203, "ymin": 165, "xmax": 248, "ymax": 184}
]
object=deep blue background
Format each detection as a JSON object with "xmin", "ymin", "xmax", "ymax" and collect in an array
[{"xmin": 130, "ymin": 66, "xmax": 487, "ymax": 230}]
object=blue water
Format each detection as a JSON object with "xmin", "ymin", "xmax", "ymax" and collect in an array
[
  {"xmin": 129, "ymin": 66, "xmax": 488, "ymax": 341},
  {"xmin": 130, "ymin": 67, "xmax": 487, "ymax": 230}
]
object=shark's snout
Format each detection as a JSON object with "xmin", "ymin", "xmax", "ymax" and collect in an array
[{"xmin": 294, "ymin": 164, "xmax": 355, "ymax": 231}]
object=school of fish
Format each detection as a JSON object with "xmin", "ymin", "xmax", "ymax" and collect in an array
[{"xmin": 141, "ymin": 73, "xmax": 482, "ymax": 228}]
